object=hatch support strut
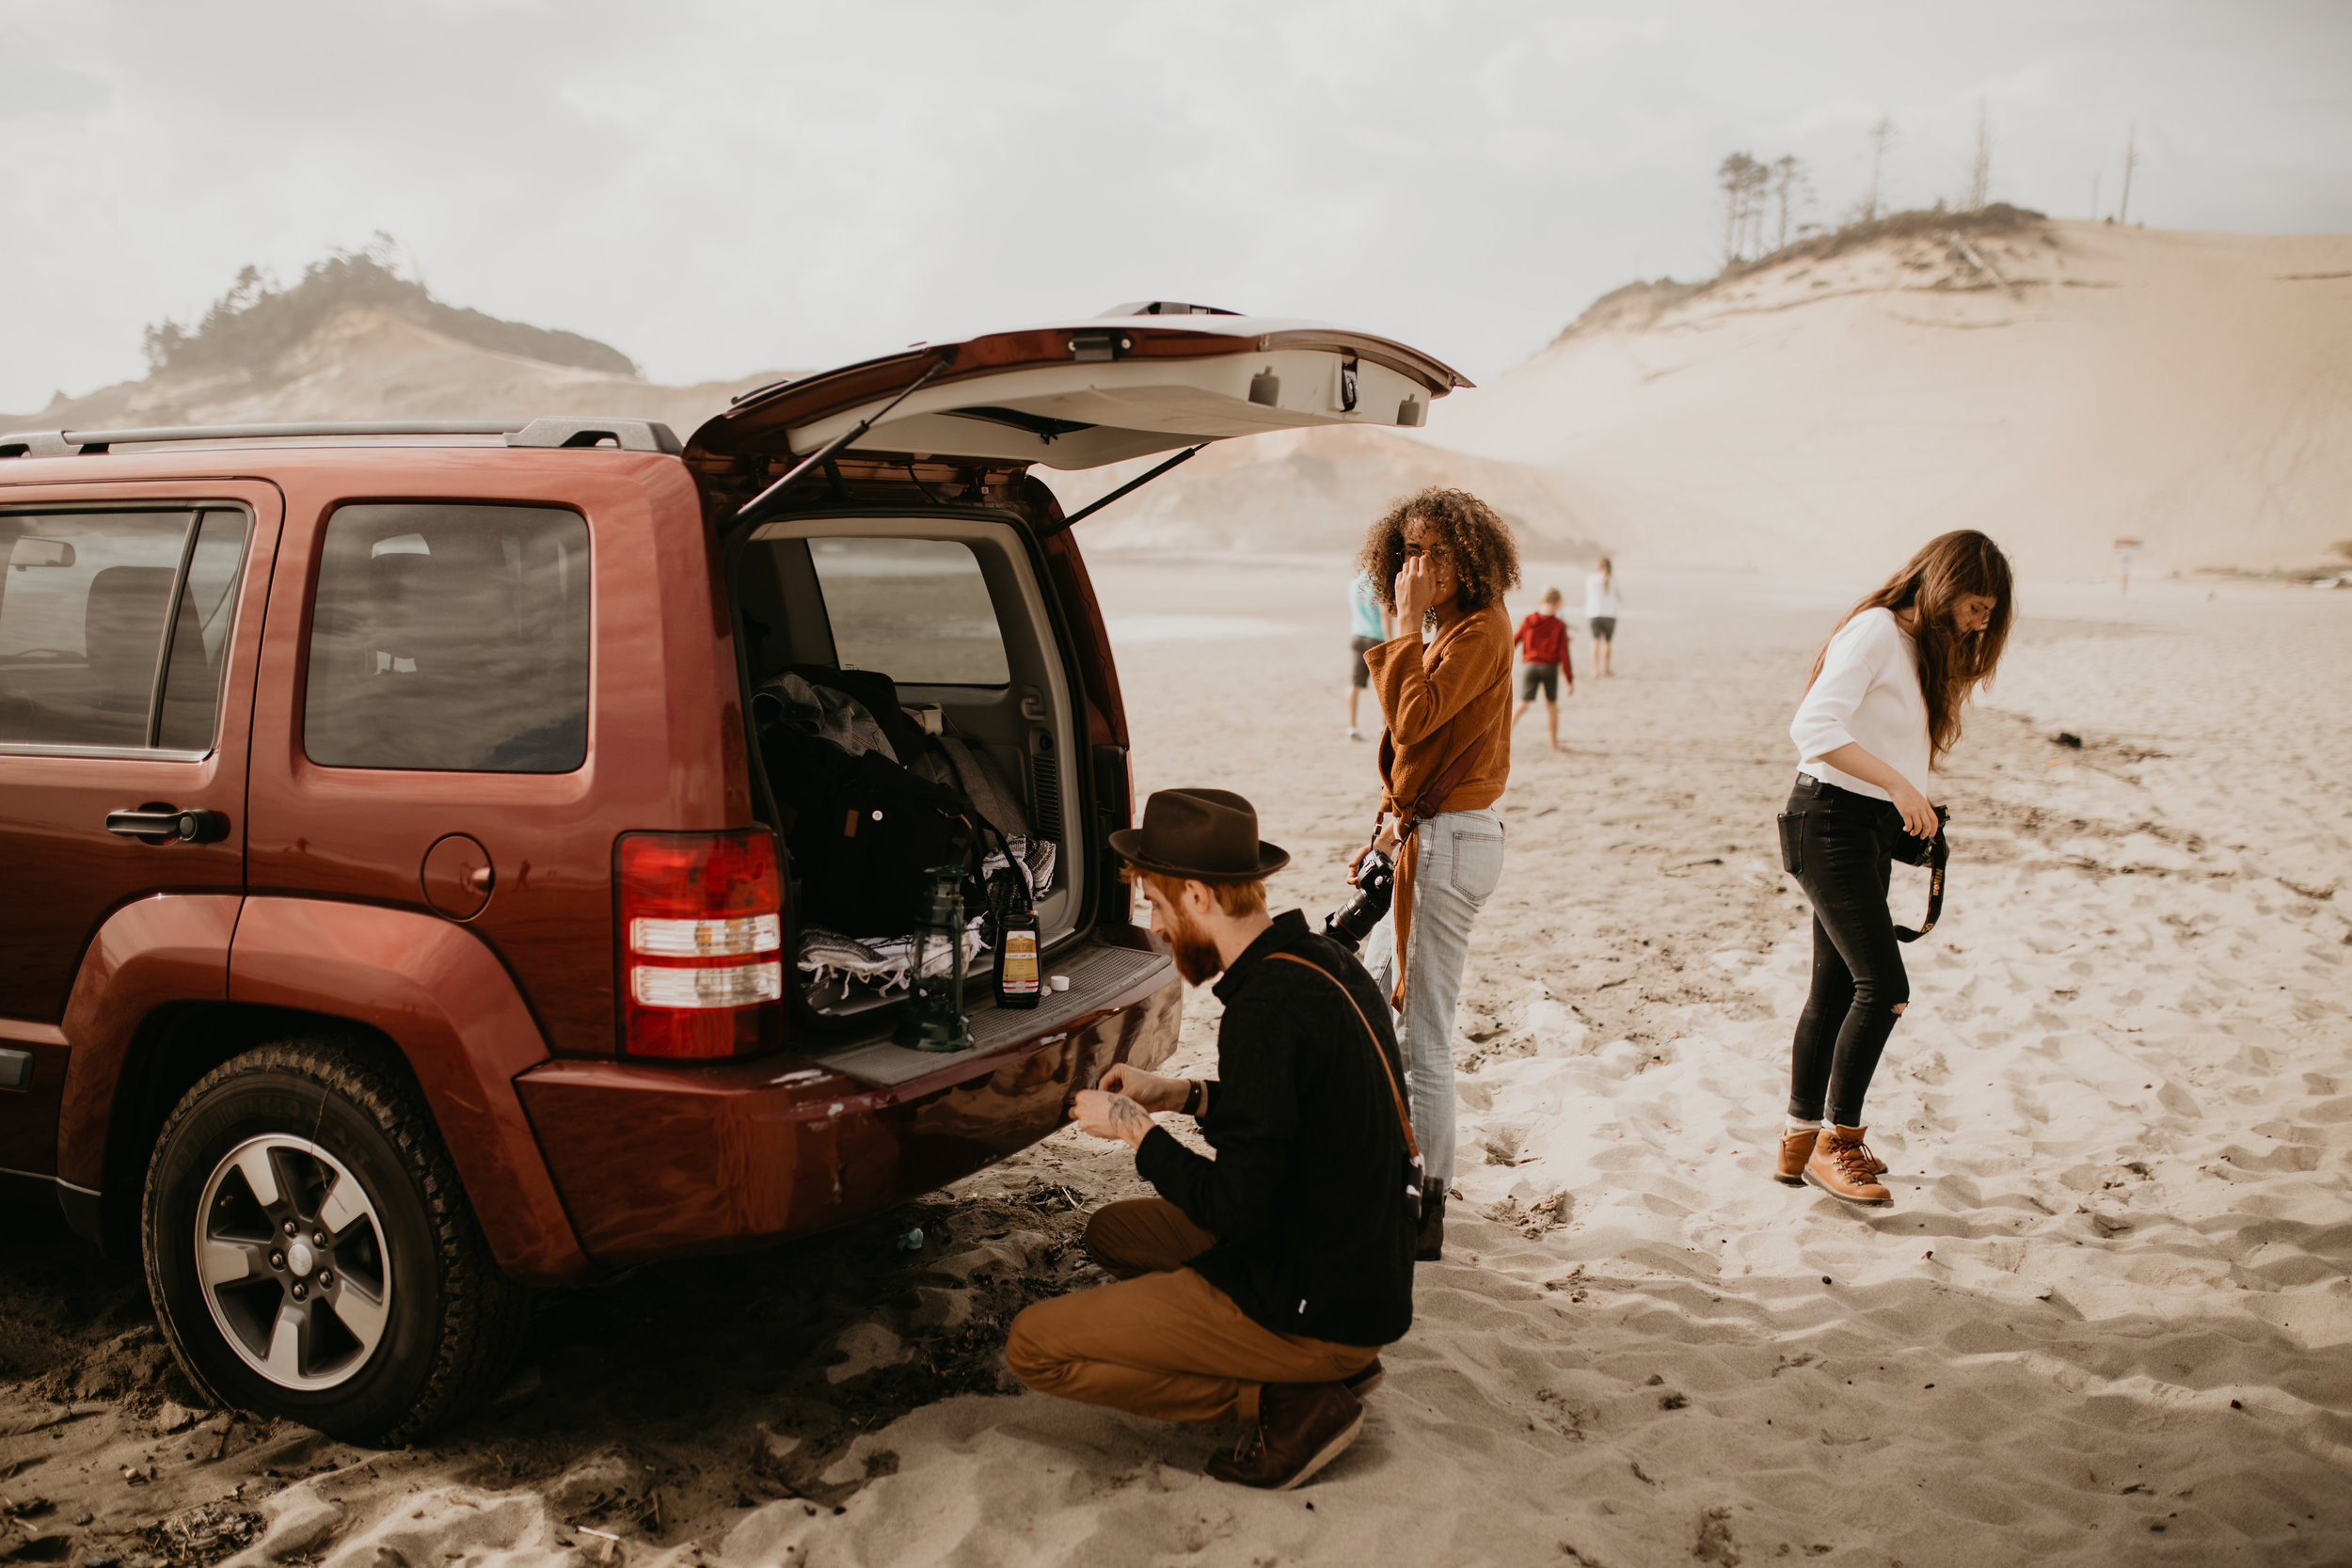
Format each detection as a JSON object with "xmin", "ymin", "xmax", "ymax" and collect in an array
[
  {"xmin": 1049, "ymin": 443, "xmax": 1205, "ymax": 534},
  {"xmin": 732, "ymin": 354, "xmax": 954, "ymax": 534}
]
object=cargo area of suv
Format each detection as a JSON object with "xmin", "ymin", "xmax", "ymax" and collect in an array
[
  {"xmin": 739, "ymin": 518, "xmax": 1083, "ymax": 979},
  {"xmin": 730, "ymin": 508, "xmax": 1132, "ymax": 1082}
]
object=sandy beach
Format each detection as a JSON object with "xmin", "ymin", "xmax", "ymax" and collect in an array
[{"xmin": 4, "ymin": 555, "xmax": 2348, "ymax": 1567}]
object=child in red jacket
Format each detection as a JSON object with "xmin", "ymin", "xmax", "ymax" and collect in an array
[{"xmin": 1512, "ymin": 587, "xmax": 1573, "ymax": 751}]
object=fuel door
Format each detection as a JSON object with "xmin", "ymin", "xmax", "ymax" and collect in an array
[{"xmin": 421, "ymin": 833, "xmax": 496, "ymax": 921}]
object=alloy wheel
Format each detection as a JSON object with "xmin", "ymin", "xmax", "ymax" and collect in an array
[{"xmin": 194, "ymin": 1134, "xmax": 393, "ymax": 1391}]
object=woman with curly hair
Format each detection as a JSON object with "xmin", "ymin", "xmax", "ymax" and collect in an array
[{"xmin": 1349, "ymin": 487, "xmax": 1520, "ymax": 1259}]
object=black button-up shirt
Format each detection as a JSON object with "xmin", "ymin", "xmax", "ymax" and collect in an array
[{"xmin": 1134, "ymin": 910, "xmax": 1417, "ymax": 1347}]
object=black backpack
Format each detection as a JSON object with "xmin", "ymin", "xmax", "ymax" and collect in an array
[{"xmin": 755, "ymin": 668, "xmax": 1009, "ymax": 936}]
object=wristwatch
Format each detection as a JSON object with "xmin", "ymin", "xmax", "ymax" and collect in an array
[{"xmin": 1183, "ymin": 1079, "xmax": 1207, "ymax": 1117}]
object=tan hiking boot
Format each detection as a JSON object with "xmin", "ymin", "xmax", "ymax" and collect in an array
[
  {"xmin": 1206, "ymin": 1383, "xmax": 1364, "ymax": 1491},
  {"xmin": 1775, "ymin": 1128, "xmax": 1820, "ymax": 1185},
  {"xmin": 1806, "ymin": 1126, "xmax": 1892, "ymax": 1203}
]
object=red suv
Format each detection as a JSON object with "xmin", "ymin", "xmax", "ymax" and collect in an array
[{"xmin": 0, "ymin": 307, "xmax": 1463, "ymax": 1441}]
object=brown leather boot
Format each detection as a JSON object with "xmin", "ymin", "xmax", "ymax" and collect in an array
[
  {"xmin": 1806, "ymin": 1126, "xmax": 1891, "ymax": 1203},
  {"xmin": 1775, "ymin": 1128, "xmax": 1820, "ymax": 1184},
  {"xmin": 1206, "ymin": 1382, "xmax": 1364, "ymax": 1490}
]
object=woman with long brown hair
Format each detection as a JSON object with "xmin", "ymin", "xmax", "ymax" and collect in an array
[{"xmin": 1777, "ymin": 531, "xmax": 2013, "ymax": 1202}]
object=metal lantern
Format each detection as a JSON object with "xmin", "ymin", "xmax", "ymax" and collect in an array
[{"xmin": 894, "ymin": 863, "xmax": 972, "ymax": 1052}]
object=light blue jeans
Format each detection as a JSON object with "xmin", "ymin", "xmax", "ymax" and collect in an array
[{"xmin": 1364, "ymin": 807, "xmax": 1505, "ymax": 1194}]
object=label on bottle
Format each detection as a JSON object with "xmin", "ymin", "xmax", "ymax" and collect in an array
[{"xmin": 1000, "ymin": 929, "xmax": 1041, "ymax": 995}]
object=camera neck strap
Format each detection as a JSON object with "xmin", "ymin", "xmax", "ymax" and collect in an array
[
  {"xmin": 1265, "ymin": 952, "xmax": 1421, "ymax": 1166},
  {"xmin": 1894, "ymin": 829, "xmax": 1948, "ymax": 943}
]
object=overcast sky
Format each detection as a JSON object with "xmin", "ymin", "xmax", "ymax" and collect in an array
[{"xmin": 3, "ymin": 0, "xmax": 2347, "ymax": 413}]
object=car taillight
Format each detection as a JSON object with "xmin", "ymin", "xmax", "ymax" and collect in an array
[{"xmin": 616, "ymin": 831, "xmax": 784, "ymax": 1059}]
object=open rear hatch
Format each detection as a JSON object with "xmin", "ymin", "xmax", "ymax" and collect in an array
[
  {"xmin": 684, "ymin": 303, "xmax": 1470, "ymax": 484},
  {"xmin": 686, "ymin": 305, "xmax": 1467, "ymax": 1083}
]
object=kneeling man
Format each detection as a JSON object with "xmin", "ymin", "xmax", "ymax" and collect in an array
[{"xmin": 1004, "ymin": 787, "xmax": 1419, "ymax": 1490}]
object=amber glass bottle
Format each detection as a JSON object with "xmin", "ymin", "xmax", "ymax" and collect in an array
[{"xmin": 991, "ymin": 869, "xmax": 1041, "ymax": 1010}]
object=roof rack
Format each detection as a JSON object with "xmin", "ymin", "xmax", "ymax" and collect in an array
[{"xmin": 0, "ymin": 417, "xmax": 682, "ymax": 459}]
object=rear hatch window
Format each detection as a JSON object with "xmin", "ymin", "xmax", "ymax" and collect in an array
[{"xmin": 808, "ymin": 538, "xmax": 1009, "ymax": 687}]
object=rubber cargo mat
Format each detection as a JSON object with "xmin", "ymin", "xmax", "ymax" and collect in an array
[{"xmin": 807, "ymin": 943, "xmax": 1172, "ymax": 1087}]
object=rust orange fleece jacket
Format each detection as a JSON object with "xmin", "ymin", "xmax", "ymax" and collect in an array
[{"xmin": 1364, "ymin": 606, "xmax": 1513, "ymax": 1006}]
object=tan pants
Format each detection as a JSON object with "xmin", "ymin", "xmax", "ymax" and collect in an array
[{"xmin": 1003, "ymin": 1198, "xmax": 1377, "ymax": 1425}]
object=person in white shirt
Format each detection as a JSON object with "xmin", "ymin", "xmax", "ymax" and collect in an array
[
  {"xmin": 1776, "ymin": 531, "xmax": 2013, "ymax": 1203},
  {"xmin": 1583, "ymin": 559, "xmax": 1622, "ymax": 677}
]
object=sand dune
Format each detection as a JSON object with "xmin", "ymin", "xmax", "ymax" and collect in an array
[
  {"xmin": 7, "ymin": 309, "xmax": 780, "ymax": 436},
  {"xmin": 1416, "ymin": 219, "xmax": 2352, "ymax": 580},
  {"xmin": 2, "ymin": 252, "xmax": 788, "ymax": 436}
]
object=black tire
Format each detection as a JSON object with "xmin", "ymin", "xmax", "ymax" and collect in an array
[{"xmin": 142, "ymin": 1036, "xmax": 530, "ymax": 1444}]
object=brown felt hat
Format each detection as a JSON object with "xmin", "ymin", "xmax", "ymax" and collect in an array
[{"xmin": 1108, "ymin": 787, "xmax": 1289, "ymax": 881}]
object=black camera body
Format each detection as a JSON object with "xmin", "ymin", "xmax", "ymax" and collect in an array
[
  {"xmin": 1322, "ymin": 848, "xmax": 1395, "ymax": 952},
  {"xmin": 1891, "ymin": 803, "xmax": 1950, "ymax": 867}
]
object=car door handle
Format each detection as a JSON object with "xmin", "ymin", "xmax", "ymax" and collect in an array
[{"xmin": 106, "ymin": 807, "xmax": 229, "ymax": 844}]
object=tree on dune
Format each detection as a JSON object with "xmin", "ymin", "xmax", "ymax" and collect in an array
[
  {"xmin": 1963, "ymin": 101, "xmax": 1993, "ymax": 213},
  {"xmin": 1770, "ymin": 155, "xmax": 1810, "ymax": 251},
  {"xmin": 1717, "ymin": 151, "xmax": 1770, "ymax": 264},
  {"xmin": 1851, "ymin": 116, "xmax": 1897, "ymax": 226}
]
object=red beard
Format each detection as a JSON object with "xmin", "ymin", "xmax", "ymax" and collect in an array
[{"xmin": 1163, "ymin": 906, "xmax": 1226, "ymax": 986}]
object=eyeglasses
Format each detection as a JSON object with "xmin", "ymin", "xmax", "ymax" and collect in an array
[{"xmin": 1401, "ymin": 543, "xmax": 1453, "ymax": 561}]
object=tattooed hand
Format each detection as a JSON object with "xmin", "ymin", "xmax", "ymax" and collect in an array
[
  {"xmin": 1071, "ymin": 1088, "xmax": 1154, "ymax": 1148},
  {"xmin": 1099, "ymin": 1064, "xmax": 1189, "ymax": 1111}
]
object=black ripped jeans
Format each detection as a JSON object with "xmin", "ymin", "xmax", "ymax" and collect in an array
[{"xmin": 1779, "ymin": 775, "xmax": 1911, "ymax": 1128}]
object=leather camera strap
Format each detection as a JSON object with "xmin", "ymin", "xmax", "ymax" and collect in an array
[
  {"xmin": 1895, "ymin": 830, "xmax": 1947, "ymax": 943},
  {"xmin": 1265, "ymin": 952, "xmax": 1421, "ymax": 1164}
]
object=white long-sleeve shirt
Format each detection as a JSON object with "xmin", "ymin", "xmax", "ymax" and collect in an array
[
  {"xmin": 1789, "ymin": 607, "xmax": 1931, "ymax": 802},
  {"xmin": 1583, "ymin": 572, "xmax": 1622, "ymax": 620}
]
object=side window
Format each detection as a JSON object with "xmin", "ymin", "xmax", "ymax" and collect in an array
[
  {"xmin": 0, "ymin": 509, "xmax": 249, "ymax": 752},
  {"xmin": 806, "ymin": 537, "xmax": 1010, "ymax": 687},
  {"xmin": 304, "ymin": 503, "xmax": 589, "ymax": 773}
]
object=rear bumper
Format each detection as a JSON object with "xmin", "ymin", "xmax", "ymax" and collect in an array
[{"xmin": 513, "ymin": 945, "xmax": 1179, "ymax": 1274}]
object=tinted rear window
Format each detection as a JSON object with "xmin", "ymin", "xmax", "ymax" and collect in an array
[
  {"xmin": 305, "ymin": 503, "xmax": 589, "ymax": 772},
  {"xmin": 806, "ymin": 537, "xmax": 1009, "ymax": 687}
]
